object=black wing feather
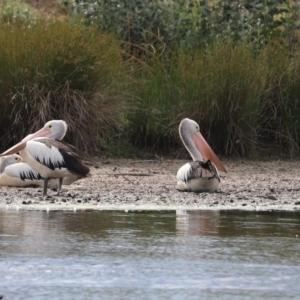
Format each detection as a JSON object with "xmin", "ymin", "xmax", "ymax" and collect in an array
[
  {"xmin": 20, "ymin": 169, "xmax": 44, "ymax": 181},
  {"xmin": 34, "ymin": 139, "xmax": 90, "ymax": 177},
  {"xmin": 188, "ymin": 160, "xmax": 220, "ymax": 182}
]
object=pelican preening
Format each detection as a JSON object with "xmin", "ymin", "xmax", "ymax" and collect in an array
[
  {"xmin": 177, "ymin": 118, "xmax": 227, "ymax": 193},
  {"xmin": 1, "ymin": 120, "xmax": 90, "ymax": 196}
]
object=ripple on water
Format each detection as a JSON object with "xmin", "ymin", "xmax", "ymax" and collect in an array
[{"xmin": 0, "ymin": 209, "xmax": 300, "ymax": 299}]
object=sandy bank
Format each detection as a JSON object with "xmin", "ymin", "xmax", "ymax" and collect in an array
[{"xmin": 1, "ymin": 159, "xmax": 300, "ymax": 211}]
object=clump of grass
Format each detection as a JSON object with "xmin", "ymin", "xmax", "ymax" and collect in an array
[
  {"xmin": 257, "ymin": 40, "xmax": 300, "ymax": 157},
  {"xmin": 179, "ymin": 42, "xmax": 266, "ymax": 156},
  {"xmin": 126, "ymin": 63, "xmax": 179, "ymax": 153},
  {"xmin": 127, "ymin": 41, "xmax": 268, "ymax": 156},
  {"xmin": 0, "ymin": 22, "xmax": 128, "ymax": 153}
]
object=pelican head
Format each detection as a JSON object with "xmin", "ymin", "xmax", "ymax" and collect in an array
[
  {"xmin": 0, "ymin": 154, "xmax": 23, "ymax": 173},
  {"xmin": 1, "ymin": 120, "xmax": 68, "ymax": 156},
  {"xmin": 43, "ymin": 120, "xmax": 68, "ymax": 141},
  {"xmin": 179, "ymin": 118, "xmax": 200, "ymax": 139},
  {"xmin": 179, "ymin": 118, "xmax": 227, "ymax": 173}
]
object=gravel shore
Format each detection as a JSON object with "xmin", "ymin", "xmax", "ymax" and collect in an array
[{"xmin": 1, "ymin": 159, "xmax": 300, "ymax": 211}]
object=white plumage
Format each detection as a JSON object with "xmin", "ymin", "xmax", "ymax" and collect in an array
[
  {"xmin": 20, "ymin": 139, "xmax": 70, "ymax": 179},
  {"xmin": 177, "ymin": 161, "xmax": 220, "ymax": 192},
  {"xmin": 26, "ymin": 139, "xmax": 66, "ymax": 168},
  {"xmin": 0, "ymin": 154, "xmax": 78, "ymax": 189},
  {"xmin": 176, "ymin": 118, "xmax": 227, "ymax": 193},
  {"xmin": 0, "ymin": 154, "xmax": 40, "ymax": 187},
  {"xmin": 1, "ymin": 120, "xmax": 90, "ymax": 196}
]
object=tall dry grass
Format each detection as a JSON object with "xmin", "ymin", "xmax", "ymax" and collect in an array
[{"xmin": 0, "ymin": 22, "xmax": 128, "ymax": 153}]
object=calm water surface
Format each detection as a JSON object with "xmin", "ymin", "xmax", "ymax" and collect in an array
[{"xmin": 0, "ymin": 209, "xmax": 300, "ymax": 299}]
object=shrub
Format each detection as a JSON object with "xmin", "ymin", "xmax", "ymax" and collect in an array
[
  {"xmin": 0, "ymin": 1, "xmax": 41, "ymax": 26},
  {"xmin": 64, "ymin": 0, "xmax": 299, "ymax": 58},
  {"xmin": 0, "ymin": 22, "xmax": 128, "ymax": 153},
  {"xmin": 64, "ymin": 0, "xmax": 206, "ymax": 60}
]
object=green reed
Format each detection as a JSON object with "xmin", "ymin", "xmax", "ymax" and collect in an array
[
  {"xmin": 127, "ymin": 42, "xmax": 265, "ymax": 156},
  {"xmin": 257, "ymin": 41, "xmax": 300, "ymax": 157}
]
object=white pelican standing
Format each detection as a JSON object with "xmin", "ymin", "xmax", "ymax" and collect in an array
[
  {"xmin": 0, "ymin": 154, "xmax": 78, "ymax": 189},
  {"xmin": 176, "ymin": 118, "xmax": 227, "ymax": 193},
  {"xmin": 1, "ymin": 120, "xmax": 90, "ymax": 196}
]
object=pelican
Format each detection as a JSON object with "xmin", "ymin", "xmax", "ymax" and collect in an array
[
  {"xmin": 0, "ymin": 154, "xmax": 42, "ymax": 187},
  {"xmin": 0, "ymin": 154, "xmax": 77, "ymax": 189},
  {"xmin": 1, "ymin": 120, "xmax": 90, "ymax": 196},
  {"xmin": 176, "ymin": 118, "xmax": 227, "ymax": 193}
]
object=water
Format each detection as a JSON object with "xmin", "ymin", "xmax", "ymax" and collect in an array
[{"xmin": 0, "ymin": 209, "xmax": 300, "ymax": 299}]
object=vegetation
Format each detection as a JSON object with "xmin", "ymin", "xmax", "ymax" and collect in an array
[
  {"xmin": 0, "ymin": 21, "xmax": 128, "ymax": 152},
  {"xmin": 1, "ymin": 0, "xmax": 300, "ymax": 158},
  {"xmin": 66, "ymin": 0, "xmax": 299, "ymax": 55},
  {"xmin": 0, "ymin": 0, "xmax": 41, "ymax": 26}
]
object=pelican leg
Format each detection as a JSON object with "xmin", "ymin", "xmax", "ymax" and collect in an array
[
  {"xmin": 43, "ymin": 178, "xmax": 48, "ymax": 196},
  {"xmin": 57, "ymin": 178, "xmax": 63, "ymax": 195}
]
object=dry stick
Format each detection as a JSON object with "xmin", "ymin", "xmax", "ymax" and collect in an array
[
  {"xmin": 109, "ymin": 173, "xmax": 153, "ymax": 177},
  {"xmin": 95, "ymin": 173, "xmax": 153, "ymax": 177},
  {"xmin": 122, "ymin": 176, "xmax": 135, "ymax": 184}
]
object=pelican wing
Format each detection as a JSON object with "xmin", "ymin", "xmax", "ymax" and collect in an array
[
  {"xmin": 188, "ymin": 161, "xmax": 220, "ymax": 181},
  {"xmin": 27, "ymin": 139, "xmax": 90, "ymax": 177},
  {"xmin": 5, "ymin": 162, "xmax": 43, "ymax": 181},
  {"xmin": 26, "ymin": 139, "xmax": 67, "ymax": 170}
]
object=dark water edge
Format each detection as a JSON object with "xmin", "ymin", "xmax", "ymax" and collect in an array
[{"xmin": 0, "ymin": 209, "xmax": 300, "ymax": 299}]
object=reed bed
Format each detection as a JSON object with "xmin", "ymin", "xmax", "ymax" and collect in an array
[{"xmin": 126, "ymin": 39, "xmax": 300, "ymax": 157}]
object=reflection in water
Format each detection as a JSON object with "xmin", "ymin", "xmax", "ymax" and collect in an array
[
  {"xmin": 176, "ymin": 210, "xmax": 220, "ymax": 236},
  {"xmin": 0, "ymin": 210, "xmax": 63, "ymax": 256},
  {"xmin": 0, "ymin": 209, "xmax": 300, "ymax": 300}
]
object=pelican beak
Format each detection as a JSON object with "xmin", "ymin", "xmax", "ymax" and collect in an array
[
  {"xmin": 22, "ymin": 126, "xmax": 52, "ymax": 141},
  {"xmin": 192, "ymin": 131, "xmax": 227, "ymax": 173},
  {"xmin": 1, "ymin": 141, "xmax": 27, "ymax": 156},
  {"xmin": 0, "ymin": 127, "xmax": 51, "ymax": 156}
]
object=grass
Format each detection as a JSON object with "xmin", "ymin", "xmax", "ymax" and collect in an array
[
  {"xmin": 125, "ymin": 38, "xmax": 300, "ymax": 158},
  {"xmin": 127, "ymin": 42, "xmax": 266, "ymax": 156},
  {"xmin": 0, "ymin": 21, "xmax": 129, "ymax": 153},
  {"xmin": 257, "ymin": 40, "xmax": 300, "ymax": 157}
]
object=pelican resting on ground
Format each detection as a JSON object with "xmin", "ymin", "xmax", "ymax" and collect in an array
[
  {"xmin": 0, "ymin": 154, "xmax": 41, "ymax": 187},
  {"xmin": 1, "ymin": 120, "xmax": 90, "ymax": 196},
  {"xmin": 0, "ymin": 154, "xmax": 77, "ymax": 189},
  {"xmin": 176, "ymin": 118, "xmax": 227, "ymax": 193}
]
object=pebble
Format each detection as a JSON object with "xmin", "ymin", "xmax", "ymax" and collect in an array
[{"xmin": 0, "ymin": 159, "xmax": 299, "ymax": 211}]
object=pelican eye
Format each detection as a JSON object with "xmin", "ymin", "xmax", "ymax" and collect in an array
[
  {"xmin": 49, "ymin": 125, "xmax": 52, "ymax": 128},
  {"xmin": 14, "ymin": 157, "xmax": 18, "ymax": 161}
]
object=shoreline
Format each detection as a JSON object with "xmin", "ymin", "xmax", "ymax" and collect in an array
[
  {"xmin": 1, "ymin": 203, "xmax": 299, "ymax": 212},
  {"xmin": 1, "ymin": 159, "xmax": 300, "ymax": 212}
]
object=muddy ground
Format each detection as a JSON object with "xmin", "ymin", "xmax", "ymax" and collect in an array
[{"xmin": 1, "ymin": 159, "xmax": 300, "ymax": 211}]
